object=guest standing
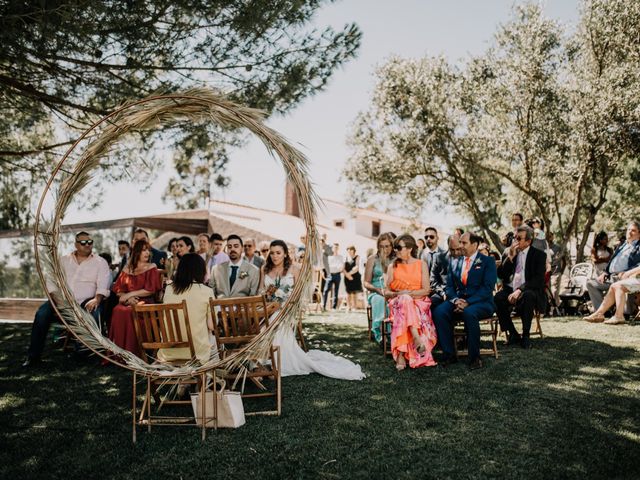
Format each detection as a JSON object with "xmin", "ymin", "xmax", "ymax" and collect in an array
[
  {"xmin": 323, "ymin": 243, "xmax": 343, "ymax": 311},
  {"xmin": 344, "ymin": 246, "xmax": 363, "ymax": 311},
  {"xmin": 385, "ymin": 234, "xmax": 437, "ymax": 370}
]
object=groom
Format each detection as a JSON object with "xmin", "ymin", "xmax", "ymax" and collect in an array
[
  {"xmin": 209, "ymin": 234, "xmax": 260, "ymax": 298},
  {"xmin": 432, "ymin": 232, "xmax": 497, "ymax": 370}
]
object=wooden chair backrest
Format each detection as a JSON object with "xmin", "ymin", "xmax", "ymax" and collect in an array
[
  {"xmin": 132, "ymin": 300, "xmax": 196, "ymax": 363},
  {"xmin": 209, "ymin": 295, "xmax": 268, "ymax": 350}
]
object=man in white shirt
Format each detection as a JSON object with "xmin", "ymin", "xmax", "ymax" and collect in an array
[
  {"xmin": 23, "ymin": 231, "xmax": 112, "ymax": 367},
  {"xmin": 322, "ymin": 243, "xmax": 344, "ymax": 311},
  {"xmin": 209, "ymin": 234, "xmax": 260, "ymax": 298}
]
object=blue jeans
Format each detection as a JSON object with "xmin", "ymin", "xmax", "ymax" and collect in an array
[
  {"xmin": 27, "ymin": 299, "xmax": 102, "ymax": 359},
  {"xmin": 323, "ymin": 273, "xmax": 341, "ymax": 309}
]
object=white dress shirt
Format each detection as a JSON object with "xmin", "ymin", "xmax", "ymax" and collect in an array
[
  {"xmin": 47, "ymin": 252, "xmax": 112, "ymax": 303},
  {"xmin": 328, "ymin": 255, "xmax": 344, "ymax": 274}
]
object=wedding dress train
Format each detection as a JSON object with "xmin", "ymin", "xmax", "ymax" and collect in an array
[{"xmin": 265, "ymin": 272, "xmax": 365, "ymax": 381}]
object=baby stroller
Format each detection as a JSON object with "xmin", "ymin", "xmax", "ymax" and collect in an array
[{"xmin": 559, "ymin": 262, "xmax": 594, "ymax": 315}]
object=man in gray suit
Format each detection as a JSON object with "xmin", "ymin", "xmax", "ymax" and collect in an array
[
  {"xmin": 209, "ymin": 234, "xmax": 260, "ymax": 298},
  {"xmin": 420, "ymin": 226, "xmax": 446, "ymax": 273}
]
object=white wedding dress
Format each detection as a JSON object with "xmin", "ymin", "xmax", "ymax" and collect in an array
[{"xmin": 265, "ymin": 272, "xmax": 365, "ymax": 380}]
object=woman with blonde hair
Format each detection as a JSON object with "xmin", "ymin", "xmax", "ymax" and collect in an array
[
  {"xmin": 364, "ymin": 232, "xmax": 394, "ymax": 343},
  {"xmin": 385, "ymin": 234, "xmax": 437, "ymax": 370}
]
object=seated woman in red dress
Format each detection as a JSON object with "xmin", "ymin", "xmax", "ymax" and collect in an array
[
  {"xmin": 108, "ymin": 239, "xmax": 162, "ymax": 357},
  {"xmin": 385, "ymin": 234, "xmax": 437, "ymax": 370}
]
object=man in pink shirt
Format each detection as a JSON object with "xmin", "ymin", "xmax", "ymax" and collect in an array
[{"xmin": 22, "ymin": 231, "xmax": 111, "ymax": 367}]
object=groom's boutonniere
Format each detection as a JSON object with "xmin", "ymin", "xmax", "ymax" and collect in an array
[
  {"xmin": 238, "ymin": 270, "xmax": 249, "ymax": 280},
  {"xmin": 473, "ymin": 258, "xmax": 483, "ymax": 268}
]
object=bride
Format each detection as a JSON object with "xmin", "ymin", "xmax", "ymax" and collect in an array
[{"xmin": 261, "ymin": 239, "xmax": 365, "ymax": 380}]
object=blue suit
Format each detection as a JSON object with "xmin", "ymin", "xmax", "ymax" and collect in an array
[{"xmin": 433, "ymin": 252, "xmax": 497, "ymax": 360}]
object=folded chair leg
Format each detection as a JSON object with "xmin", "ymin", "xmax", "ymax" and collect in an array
[
  {"xmin": 200, "ymin": 373, "xmax": 206, "ymax": 441},
  {"xmin": 147, "ymin": 376, "xmax": 151, "ymax": 433},
  {"xmin": 276, "ymin": 347, "xmax": 282, "ymax": 416},
  {"xmin": 132, "ymin": 372, "xmax": 137, "ymax": 443}
]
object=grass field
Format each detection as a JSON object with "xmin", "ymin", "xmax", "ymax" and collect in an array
[{"xmin": 1, "ymin": 313, "xmax": 639, "ymax": 480}]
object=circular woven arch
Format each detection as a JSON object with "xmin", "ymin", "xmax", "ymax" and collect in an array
[{"xmin": 34, "ymin": 88, "xmax": 319, "ymax": 377}]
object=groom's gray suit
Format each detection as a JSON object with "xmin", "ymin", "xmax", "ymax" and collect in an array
[{"xmin": 209, "ymin": 260, "xmax": 260, "ymax": 298}]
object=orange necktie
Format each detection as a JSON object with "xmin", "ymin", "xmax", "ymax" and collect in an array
[{"xmin": 461, "ymin": 257, "xmax": 471, "ymax": 286}]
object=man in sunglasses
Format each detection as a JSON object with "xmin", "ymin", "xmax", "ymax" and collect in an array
[
  {"xmin": 420, "ymin": 227, "xmax": 445, "ymax": 272},
  {"xmin": 243, "ymin": 237, "xmax": 264, "ymax": 269},
  {"xmin": 494, "ymin": 225, "xmax": 547, "ymax": 349},
  {"xmin": 22, "ymin": 231, "xmax": 112, "ymax": 367},
  {"xmin": 430, "ymin": 234, "xmax": 461, "ymax": 309}
]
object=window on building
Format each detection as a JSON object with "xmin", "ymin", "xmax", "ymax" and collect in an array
[
  {"xmin": 334, "ymin": 219, "xmax": 344, "ymax": 228},
  {"xmin": 371, "ymin": 221, "xmax": 381, "ymax": 237}
]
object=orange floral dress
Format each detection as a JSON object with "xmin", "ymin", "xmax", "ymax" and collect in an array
[{"xmin": 388, "ymin": 261, "xmax": 437, "ymax": 368}]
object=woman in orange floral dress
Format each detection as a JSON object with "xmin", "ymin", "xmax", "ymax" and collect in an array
[{"xmin": 385, "ymin": 234, "xmax": 437, "ymax": 370}]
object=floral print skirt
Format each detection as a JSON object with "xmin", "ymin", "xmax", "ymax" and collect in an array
[{"xmin": 389, "ymin": 294, "xmax": 437, "ymax": 368}]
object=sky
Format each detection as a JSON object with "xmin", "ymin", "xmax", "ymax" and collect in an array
[{"xmin": 65, "ymin": 0, "xmax": 581, "ymax": 230}]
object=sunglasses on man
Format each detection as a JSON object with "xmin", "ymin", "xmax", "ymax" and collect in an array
[
  {"xmin": 425, "ymin": 235, "xmax": 436, "ymax": 239},
  {"xmin": 76, "ymin": 239, "xmax": 94, "ymax": 246}
]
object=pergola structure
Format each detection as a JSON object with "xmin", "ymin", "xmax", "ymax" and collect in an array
[{"xmin": 0, "ymin": 208, "xmax": 274, "ymax": 248}]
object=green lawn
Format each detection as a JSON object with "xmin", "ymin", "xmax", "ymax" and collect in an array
[{"xmin": 1, "ymin": 314, "xmax": 639, "ymax": 480}]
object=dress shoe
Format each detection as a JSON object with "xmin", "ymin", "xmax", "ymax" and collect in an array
[
  {"xmin": 467, "ymin": 357, "xmax": 483, "ymax": 370},
  {"xmin": 21, "ymin": 356, "xmax": 41, "ymax": 368},
  {"xmin": 520, "ymin": 337, "xmax": 532, "ymax": 349},
  {"xmin": 506, "ymin": 333, "xmax": 522, "ymax": 346},
  {"xmin": 439, "ymin": 356, "xmax": 458, "ymax": 368}
]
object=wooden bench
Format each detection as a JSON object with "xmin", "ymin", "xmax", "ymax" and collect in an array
[{"xmin": 0, "ymin": 298, "xmax": 46, "ymax": 321}]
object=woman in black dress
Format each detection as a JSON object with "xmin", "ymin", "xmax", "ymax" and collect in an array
[{"xmin": 344, "ymin": 245, "xmax": 363, "ymax": 311}]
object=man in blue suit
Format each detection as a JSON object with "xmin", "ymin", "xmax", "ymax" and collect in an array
[{"xmin": 433, "ymin": 232, "xmax": 497, "ymax": 370}]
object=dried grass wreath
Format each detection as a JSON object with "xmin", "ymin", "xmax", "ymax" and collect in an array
[{"xmin": 34, "ymin": 88, "xmax": 318, "ymax": 378}]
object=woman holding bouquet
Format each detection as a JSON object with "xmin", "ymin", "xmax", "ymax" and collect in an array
[{"xmin": 261, "ymin": 240, "xmax": 365, "ymax": 380}]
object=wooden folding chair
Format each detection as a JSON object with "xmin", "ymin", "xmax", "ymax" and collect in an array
[
  {"xmin": 366, "ymin": 304, "xmax": 373, "ymax": 341},
  {"xmin": 381, "ymin": 318, "xmax": 392, "ymax": 357},
  {"xmin": 453, "ymin": 316, "xmax": 499, "ymax": 359},
  {"xmin": 131, "ymin": 301, "xmax": 206, "ymax": 443},
  {"xmin": 209, "ymin": 295, "xmax": 281, "ymax": 416}
]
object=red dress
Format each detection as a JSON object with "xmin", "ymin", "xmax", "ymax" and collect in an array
[{"xmin": 108, "ymin": 267, "xmax": 162, "ymax": 357}]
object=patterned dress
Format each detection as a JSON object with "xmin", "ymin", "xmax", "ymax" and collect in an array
[{"xmin": 388, "ymin": 261, "xmax": 437, "ymax": 368}]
